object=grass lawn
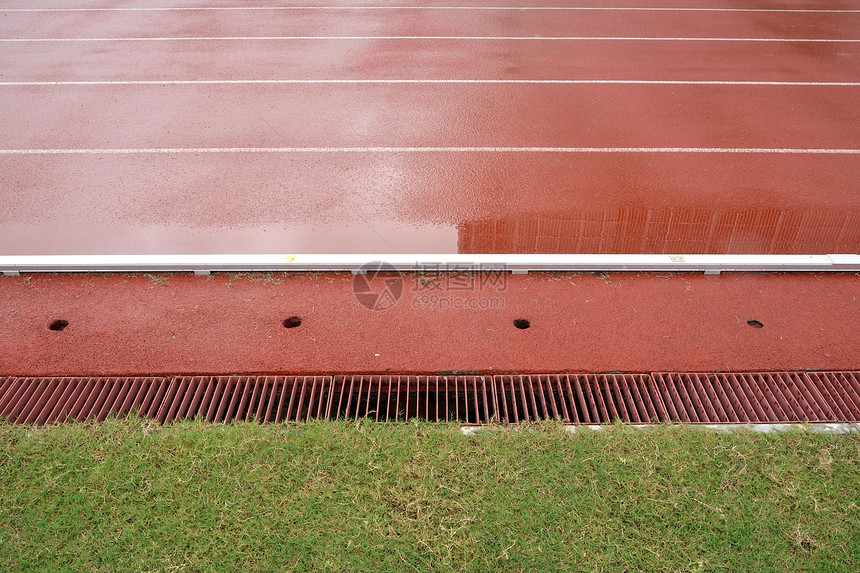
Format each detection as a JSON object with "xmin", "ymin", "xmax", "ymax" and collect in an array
[{"xmin": 0, "ymin": 420, "xmax": 857, "ymax": 572}]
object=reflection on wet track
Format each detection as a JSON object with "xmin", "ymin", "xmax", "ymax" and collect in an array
[
  {"xmin": 0, "ymin": 2, "xmax": 858, "ymax": 257},
  {"xmin": 459, "ymin": 208, "xmax": 860, "ymax": 255}
]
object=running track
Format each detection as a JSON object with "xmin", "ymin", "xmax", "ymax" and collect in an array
[
  {"xmin": 0, "ymin": 0, "xmax": 858, "ymax": 256},
  {"xmin": 0, "ymin": 1, "xmax": 857, "ymax": 376}
]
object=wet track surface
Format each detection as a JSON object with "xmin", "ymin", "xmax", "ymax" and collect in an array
[
  {"xmin": 0, "ymin": 1, "xmax": 857, "ymax": 378},
  {"xmin": 1, "ymin": 271, "xmax": 857, "ymax": 376},
  {"xmin": 0, "ymin": 0, "xmax": 858, "ymax": 256}
]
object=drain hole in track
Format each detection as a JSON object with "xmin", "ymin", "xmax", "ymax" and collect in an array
[
  {"xmin": 49, "ymin": 319, "xmax": 69, "ymax": 331},
  {"xmin": 513, "ymin": 319, "xmax": 530, "ymax": 330},
  {"xmin": 283, "ymin": 316, "xmax": 302, "ymax": 329},
  {"xmin": 747, "ymin": 320, "xmax": 764, "ymax": 329}
]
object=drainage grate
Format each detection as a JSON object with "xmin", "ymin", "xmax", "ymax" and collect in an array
[
  {"xmin": 0, "ymin": 373, "xmax": 858, "ymax": 425},
  {"xmin": 152, "ymin": 376, "xmax": 333, "ymax": 423},
  {"xmin": 802, "ymin": 371, "xmax": 860, "ymax": 421},
  {"xmin": 333, "ymin": 376, "xmax": 491, "ymax": 423},
  {"xmin": 493, "ymin": 374, "xmax": 662, "ymax": 424},
  {"xmin": 0, "ymin": 377, "xmax": 166, "ymax": 425},
  {"xmin": 654, "ymin": 372, "xmax": 838, "ymax": 423}
]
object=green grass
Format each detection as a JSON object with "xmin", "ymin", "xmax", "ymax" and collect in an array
[{"xmin": 0, "ymin": 421, "xmax": 857, "ymax": 572}]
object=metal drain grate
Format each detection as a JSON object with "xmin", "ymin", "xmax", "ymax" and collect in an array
[
  {"xmin": 802, "ymin": 371, "xmax": 860, "ymax": 421},
  {"xmin": 1, "ymin": 372, "xmax": 858, "ymax": 425},
  {"xmin": 0, "ymin": 376, "xmax": 331, "ymax": 424},
  {"xmin": 652, "ymin": 372, "xmax": 846, "ymax": 423},
  {"xmin": 153, "ymin": 376, "xmax": 333, "ymax": 423},
  {"xmin": 333, "ymin": 376, "xmax": 491, "ymax": 423},
  {"xmin": 0, "ymin": 377, "xmax": 165, "ymax": 425},
  {"xmin": 494, "ymin": 374, "xmax": 662, "ymax": 424}
]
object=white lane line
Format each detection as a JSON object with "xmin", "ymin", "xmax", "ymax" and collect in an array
[
  {"xmin": 1, "ymin": 80, "xmax": 858, "ymax": 86},
  {"xmin": 1, "ymin": 147, "xmax": 858, "ymax": 155},
  {"xmin": 3, "ymin": 7, "xmax": 859, "ymax": 13},
  {"xmin": 2, "ymin": 36, "xmax": 858, "ymax": 42}
]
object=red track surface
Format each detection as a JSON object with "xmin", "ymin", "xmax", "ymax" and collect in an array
[
  {"xmin": 0, "ymin": 1, "xmax": 858, "ymax": 376},
  {"xmin": 3, "ymin": 8, "xmax": 857, "ymax": 39},
  {"xmin": 0, "ymin": 0, "xmax": 858, "ymax": 256},
  {"xmin": 0, "ymin": 272, "xmax": 857, "ymax": 376},
  {"xmin": 4, "ymin": 39, "xmax": 856, "ymax": 82}
]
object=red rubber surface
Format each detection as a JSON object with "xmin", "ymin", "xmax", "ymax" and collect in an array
[
  {"xmin": 2, "ymin": 153, "xmax": 858, "ymax": 256},
  {"xmin": 5, "ymin": 85, "xmax": 858, "ymax": 149},
  {"xmin": 0, "ymin": 272, "xmax": 857, "ymax": 377},
  {"xmin": 4, "ymin": 40, "xmax": 856, "ymax": 83},
  {"xmin": 0, "ymin": 0, "xmax": 858, "ymax": 256},
  {"xmin": 4, "ymin": 8, "xmax": 858, "ymax": 39},
  {"xmin": 0, "ymin": 3, "xmax": 857, "ymax": 379}
]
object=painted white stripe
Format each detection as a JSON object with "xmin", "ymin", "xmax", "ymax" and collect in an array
[
  {"xmin": 2, "ymin": 79, "xmax": 859, "ymax": 87},
  {"xmin": 2, "ymin": 6, "xmax": 859, "ymax": 13},
  {"xmin": 1, "ymin": 36, "xmax": 858, "ymax": 42},
  {"xmin": 1, "ymin": 147, "xmax": 858, "ymax": 155}
]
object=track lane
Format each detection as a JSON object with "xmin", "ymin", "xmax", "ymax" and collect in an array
[
  {"xmin": 3, "ymin": 8, "xmax": 858, "ymax": 39},
  {"xmin": 1, "ymin": 152, "xmax": 857, "ymax": 255},
  {"xmin": 2, "ymin": 0, "xmax": 859, "ymax": 11},
  {"xmin": 1, "ymin": 84, "xmax": 856, "ymax": 149},
  {"xmin": 0, "ymin": 0, "xmax": 857, "ymax": 258},
  {"xmin": 0, "ymin": 39, "xmax": 857, "ymax": 83}
]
